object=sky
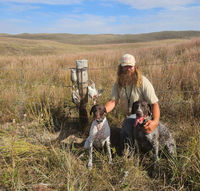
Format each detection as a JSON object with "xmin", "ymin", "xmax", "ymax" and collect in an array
[{"xmin": 0, "ymin": 0, "xmax": 200, "ymax": 35}]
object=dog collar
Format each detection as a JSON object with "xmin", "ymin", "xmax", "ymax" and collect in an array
[
  {"xmin": 96, "ymin": 117, "xmax": 105, "ymax": 124},
  {"xmin": 144, "ymin": 115, "xmax": 152, "ymax": 123}
]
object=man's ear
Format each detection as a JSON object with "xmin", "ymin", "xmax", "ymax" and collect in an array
[{"xmin": 131, "ymin": 101, "xmax": 138, "ymax": 114}]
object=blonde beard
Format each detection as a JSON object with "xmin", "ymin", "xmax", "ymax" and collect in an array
[{"xmin": 117, "ymin": 70, "xmax": 142, "ymax": 88}]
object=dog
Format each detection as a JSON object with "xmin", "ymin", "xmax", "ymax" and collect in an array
[
  {"xmin": 84, "ymin": 105, "xmax": 112, "ymax": 169},
  {"xmin": 120, "ymin": 100, "xmax": 175, "ymax": 173}
]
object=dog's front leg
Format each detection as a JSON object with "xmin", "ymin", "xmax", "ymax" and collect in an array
[
  {"xmin": 152, "ymin": 142, "xmax": 159, "ymax": 177},
  {"xmin": 88, "ymin": 143, "xmax": 93, "ymax": 169},
  {"xmin": 106, "ymin": 138, "xmax": 112, "ymax": 164},
  {"xmin": 84, "ymin": 137, "xmax": 93, "ymax": 169}
]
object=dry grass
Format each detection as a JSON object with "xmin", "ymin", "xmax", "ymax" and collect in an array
[{"xmin": 0, "ymin": 37, "xmax": 200, "ymax": 190}]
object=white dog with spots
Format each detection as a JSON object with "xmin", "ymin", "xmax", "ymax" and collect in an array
[{"xmin": 84, "ymin": 105, "xmax": 112, "ymax": 169}]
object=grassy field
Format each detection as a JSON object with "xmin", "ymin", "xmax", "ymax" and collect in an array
[
  {"xmin": 0, "ymin": 37, "xmax": 158, "ymax": 56},
  {"xmin": 0, "ymin": 35, "xmax": 200, "ymax": 190}
]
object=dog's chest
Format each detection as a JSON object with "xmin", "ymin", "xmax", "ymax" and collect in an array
[
  {"xmin": 134, "ymin": 125, "xmax": 157, "ymax": 149},
  {"xmin": 91, "ymin": 119, "xmax": 110, "ymax": 148}
]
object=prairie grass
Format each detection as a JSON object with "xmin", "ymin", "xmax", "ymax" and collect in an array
[{"xmin": 0, "ymin": 37, "xmax": 200, "ymax": 190}]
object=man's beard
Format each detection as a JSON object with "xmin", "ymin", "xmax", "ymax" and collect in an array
[{"xmin": 117, "ymin": 70, "xmax": 137, "ymax": 88}]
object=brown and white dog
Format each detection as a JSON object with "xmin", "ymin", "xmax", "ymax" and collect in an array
[{"xmin": 84, "ymin": 105, "xmax": 112, "ymax": 169}]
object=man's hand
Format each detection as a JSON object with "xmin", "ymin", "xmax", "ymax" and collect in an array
[
  {"xmin": 105, "ymin": 100, "xmax": 118, "ymax": 113},
  {"xmin": 142, "ymin": 120, "xmax": 158, "ymax": 134},
  {"xmin": 142, "ymin": 102, "xmax": 160, "ymax": 134}
]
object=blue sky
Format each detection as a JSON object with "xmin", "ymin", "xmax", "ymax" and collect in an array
[{"xmin": 0, "ymin": 0, "xmax": 200, "ymax": 34}]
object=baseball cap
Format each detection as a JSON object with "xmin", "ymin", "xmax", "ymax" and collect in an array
[{"xmin": 121, "ymin": 54, "xmax": 136, "ymax": 67}]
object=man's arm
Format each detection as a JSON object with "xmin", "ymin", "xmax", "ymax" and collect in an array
[
  {"xmin": 105, "ymin": 100, "xmax": 118, "ymax": 113},
  {"xmin": 143, "ymin": 102, "xmax": 160, "ymax": 134}
]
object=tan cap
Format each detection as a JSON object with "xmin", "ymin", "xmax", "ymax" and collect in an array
[{"xmin": 121, "ymin": 54, "xmax": 136, "ymax": 67}]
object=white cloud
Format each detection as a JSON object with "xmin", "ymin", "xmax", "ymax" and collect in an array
[
  {"xmin": 0, "ymin": 0, "xmax": 83, "ymax": 5},
  {"xmin": 0, "ymin": 20, "xmax": 34, "ymax": 34},
  {"xmin": 50, "ymin": 5, "xmax": 200, "ymax": 34},
  {"xmin": 99, "ymin": 3, "xmax": 114, "ymax": 7},
  {"xmin": 5, "ymin": 18, "xmax": 31, "ymax": 22},
  {"xmin": 52, "ymin": 14, "xmax": 116, "ymax": 34},
  {"xmin": 0, "ymin": 0, "xmax": 200, "ymax": 9},
  {"xmin": 3, "ymin": 4, "xmax": 41, "ymax": 12},
  {"xmin": 113, "ymin": 0, "xmax": 200, "ymax": 9},
  {"xmin": 112, "ymin": 5, "xmax": 200, "ymax": 33},
  {"xmin": 0, "ymin": 0, "xmax": 200, "ymax": 34},
  {"xmin": 72, "ymin": 7, "xmax": 85, "ymax": 13}
]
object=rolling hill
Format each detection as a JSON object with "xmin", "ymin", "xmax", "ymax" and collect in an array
[{"xmin": 1, "ymin": 30, "xmax": 200, "ymax": 45}]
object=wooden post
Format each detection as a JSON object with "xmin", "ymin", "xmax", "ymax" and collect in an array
[{"xmin": 76, "ymin": 60, "xmax": 88, "ymax": 130}]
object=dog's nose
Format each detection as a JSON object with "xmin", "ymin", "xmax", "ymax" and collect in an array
[{"xmin": 136, "ymin": 111, "xmax": 143, "ymax": 116}]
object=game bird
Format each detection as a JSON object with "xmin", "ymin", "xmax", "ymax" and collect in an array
[
  {"xmin": 71, "ymin": 86, "xmax": 80, "ymax": 111},
  {"xmin": 71, "ymin": 68, "xmax": 77, "ymax": 85},
  {"xmin": 88, "ymin": 80, "xmax": 104, "ymax": 105}
]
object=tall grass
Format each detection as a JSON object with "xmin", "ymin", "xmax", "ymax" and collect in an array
[{"xmin": 0, "ymin": 37, "xmax": 200, "ymax": 190}]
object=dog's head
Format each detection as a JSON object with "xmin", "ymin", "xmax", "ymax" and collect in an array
[
  {"xmin": 131, "ymin": 100, "xmax": 152, "ymax": 127},
  {"xmin": 90, "ymin": 104, "xmax": 107, "ymax": 121}
]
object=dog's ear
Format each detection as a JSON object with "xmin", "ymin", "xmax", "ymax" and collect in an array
[
  {"xmin": 148, "ymin": 103, "xmax": 152, "ymax": 116},
  {"xmin": 90, "ymin": 105, "xmax": 96, "ymax": 116},
  {"xmin": 131, "ymin": 101, "xmax": 139, "ymax": 114}
]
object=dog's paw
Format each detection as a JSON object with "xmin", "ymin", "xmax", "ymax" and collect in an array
[
  {"xmin": 108, "ymin": 160, "xmax": 113, "ymax": 165},
  {"xmin": 87, "ymin": 162, "xmax": 93, "ymax": 170},
  {"xmin": 78, "ymin": 152, "xmax": 85, "ymax": 158}
]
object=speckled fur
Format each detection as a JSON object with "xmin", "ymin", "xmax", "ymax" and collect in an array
[{"xmin": 132, "ymin": 100, "xmax": 175, "ymax": 172}]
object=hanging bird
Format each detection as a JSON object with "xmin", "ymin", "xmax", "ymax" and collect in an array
[
  {"xmin": 71, "ymin": 85, "xmax": 80, "ymax": 111},
  {"xmin": 88, "ymin": 80, "xmax": 104, "ymax": 105},
  {"xmin": 71, "ymin": 68, "xmax": 77, "ymax": 85}
]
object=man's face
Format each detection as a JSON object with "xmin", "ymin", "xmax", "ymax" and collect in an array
[
  {"xmin": 122, "ymin": 65, "xmax": 135, "ymax": 76},
  {"xmin": 117, "ymin": 65, "xmax": 137, "ymax": 87}
]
